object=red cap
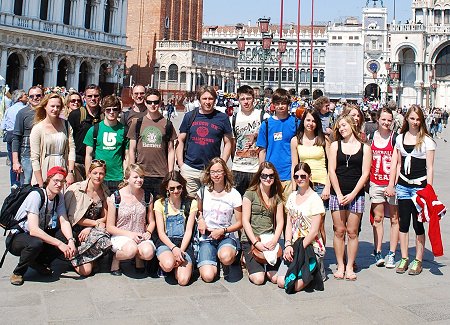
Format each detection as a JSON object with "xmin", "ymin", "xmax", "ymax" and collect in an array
[{"xmin": 47, "ymin": 166, "xmax": 67, "ymax": 179}]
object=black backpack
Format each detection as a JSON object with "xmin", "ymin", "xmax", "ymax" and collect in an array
[{"xmin": 113, "ymin": 190, "xmax": 152, "ymax": 214}]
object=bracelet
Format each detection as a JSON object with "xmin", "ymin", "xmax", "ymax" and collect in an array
[
  {"xmin": 253, "ymin": 240, "xmax": 260, "ymax": 247},
  {"xmin": 68, "ymin": 238, "xmax": 75, "ymax": 242},
  {"xmin": 285, "ymin": 244, "xmax": 293, "ymax": 249},
  {"xmin": 285, "ymin": 239, "xmax": 292, "ymax": 244},
  {"xmin": 223, "ymin": 227, "xmax": 227, "ymax": 235},
  {"xmin": 146, "ymin": 230, "xmax": 152, "ymax": 236},
  {"xmin": 171, "ymin": 246, "xmax": 177, "ymax": 251}
]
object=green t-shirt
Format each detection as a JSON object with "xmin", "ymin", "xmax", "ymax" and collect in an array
[
  {"xmin": 84, "ymin": 121, "xmax": 128, "ymax": 181},
  {"xmin": 241, "ymin": 190, "xmax": 278, "ymax": 243}
]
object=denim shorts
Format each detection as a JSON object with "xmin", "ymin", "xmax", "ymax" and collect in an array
[
  {"xmin": 156, "ymin": 239, "xmax": 194, "ymax": 264},
  {"xmin": 313, "ymin": 183, "xmax": 329, "ymax": 210},
  {"xmin": 197, "ymin": 236, "xmax": 238, "ymax": 267},
  {"xmin": 396, "ymin": 184, "xmax": 421, "ymax": 200}
]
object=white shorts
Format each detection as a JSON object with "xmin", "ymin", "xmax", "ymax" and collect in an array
[{"xmin": 111, "ymin": 235, "xmax": 155, "ymax": 253}]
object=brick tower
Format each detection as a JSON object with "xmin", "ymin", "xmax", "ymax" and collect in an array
[{"xmin": 126, "ymin": 0, "xmax": 203, "ymax": 86}]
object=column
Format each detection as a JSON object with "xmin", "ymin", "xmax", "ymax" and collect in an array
[
  {"xmin": 0, "ymin": 48, "xmax": 8, "ymax": 83},
  {"xmin": 416, "ymin": 86, "xmax": 422, "ymax": 105},
  {"xmin": 24, "ymin": 0, "xmax": 39, "ymax": 18},
  {"xmin": 392, "ymin": 86, "xmax": 397, "ymax": 103},
  {"xmin": 23, "ymin": 51, "xmax": 35, "ymax": 90},
  {"xmin": 92, "ymin": 60, "xmax": 100, "ymax": 85},
  {"xmin": 1, "ymin": 1, "xmax": 13, "ymax": 13},
  {"xmin": 68, "ymin": 57, "xmax": 81, "ymax": 89},
  {"xmin": 186, "ymin": 70, "xmax": 192, "ymax": 92},
  {"xmin": 95, "ymin": 1, "xmax": 105, "ymax": 32},
  {"xmin": 221, "ymin": 73, "xmax": 225, "ymax": 91},
  {"xmin": 75, "ymin": 0, "xmax": 85, "ymax": 27},
  {"xmin": 49, "ymin": 53, "xmax": 59, "ymax": 86},
  {"xmin": 207, "ymin": 72, "xmax": 212, "ymax": 86},
  {"xmin": 178, "ymin": 71, "xmax": 181, "ymax": 90},
  {"xmin": 52, "ymin": 0, "xmax": 64, "ymax": 23},
  {"xmin": 121, "ymin": 0, "xmax": 128, "ymax": 37}
]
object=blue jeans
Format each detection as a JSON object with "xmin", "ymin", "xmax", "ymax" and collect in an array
[
  {"xmin": 314, "ymin": 183, "xmax": 329, "ymax": 210},
  {"xmin": 20, "ymin": 156, "xmax": 32, "ymax": 185},
  {"xmin": 197, "ymin": 236, "xmax": 237, "ymax": 267}
]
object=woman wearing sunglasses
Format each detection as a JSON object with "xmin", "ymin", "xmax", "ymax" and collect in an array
[
  {"xmin": 277, "ymin": 162, "xmax": 326, "ymax": 291},
  {"xmin": 65, "ymin": 160, "xmax": 110, "ymax": 276},
  {"xmin": 242, "ymin": 162, "xmax": 284, "ymax": 285},
  {"xmin": 64, "ymin": 92, "xmax": 83, "ymax": 118},
  {"xmin": 154, "ymin": 171, "xmax": 197, "ymax": 285},
  {"xmin": 196, "ymin": 157, "xmax": 242, "ymax": 282}
]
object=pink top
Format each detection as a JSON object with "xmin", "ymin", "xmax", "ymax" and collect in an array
[{"xmin": 113, "ymin": 195, "xmax": 147, "ymax": 233}]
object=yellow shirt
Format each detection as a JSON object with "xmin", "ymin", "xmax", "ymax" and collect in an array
[{"xmin": 297, "ymin": 144, "xmax": 327, "ymax": 185}]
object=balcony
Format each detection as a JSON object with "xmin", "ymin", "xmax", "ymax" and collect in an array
[
  {"xmin": 0, "ymin": 12, "xmax": 126, "ymax": 46},
  {"xmin": 389, "ymin": 23, "xmax": 426, "ymax": 33}
]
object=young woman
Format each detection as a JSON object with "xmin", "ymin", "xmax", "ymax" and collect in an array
[
  {"xmin": 106, "ymin": 164, "xmax": 156, "ymax": 276},
  {"xmin": 65, "ymin": 160, "xmax": 110, "ymax": 276},
  {"xmin": 386, "ymin": 105, "xmax": 435, "ymax": 275},
  {"xmin": 277, "ymin": 162, "xmax": 326, "ymax": 291},
  {"xmin": 329, "ymin": 115, "xmax": 372, "ymax": 281},
  {"xmin": 30, "ymin": 93, "xmax": 76, "ymax": 187},
  {"xmin": 64, "ymin": 91, "xmax": 83, "ymax": 118},
  {"xmin": 154, "ymin": 171, "xmax": 197, "ymax": 286},
  {"xmin": 241, "ymin": 162, "xmax": 284, "ymax": 285},
  {"xmin": 342, "ymin": 105, "xmax": 367, "ymax": 143},
  {"xmin": 370, "ymin": 107, "xmax": 399, "ymax": 268},
  {"xmin": 196, "ymin": 157, "xmax": 242, "ymax": 283},
  {"xmin": 291, "ymin": 108, "xmax": 330, "ymax": 245}
]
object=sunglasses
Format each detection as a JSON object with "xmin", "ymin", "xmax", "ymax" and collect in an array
[
  {"xmin": 86, "ymin": 94, "xmax": 100, "ymax": 98},
  {"xmin": 146, "ymin": 100, "xmax": 160, "ymax": 105},
  {"xmin": 70, "ymin": 99, "xmax": 82, "ymax": 104},
  {"xmin": 260, "ymin": 173, "xmax": 275, "ymax": 180},
  {"xmin": 168, "ymin": 185, "xmax": 183, "ymax": 192},
  {"xmin": 92, "ymin": 159, "xmax": 106, "ymax": 165},
  {"xmin": 104, "ymin": 107, "xmax": 120, "ymax": 113},
  {"xmin": 29, "ymin": 94, "xmax": 42, "ymax": 99},
  {"xmin": 133, "ymin": 92, "xmax": 145, "ymax": 96},
  {"xmin": 293, "ymin": 174, "xmax": 308, "ymax": 180}
]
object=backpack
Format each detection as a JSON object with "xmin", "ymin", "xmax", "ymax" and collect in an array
[
  {"xmin": 231, "ymin": 109, "xmax": 267, "ymax": 139},
  {"xmin": 92, "ymin": 122, "xmax": 127, "ymax": 160},
  {"xmin": 113, "ymin": 190, "xmax": 152, "ymax": 215},
  {"xmin": 134, "ymin": 116, "xmax": 173, "ymax": 158}
]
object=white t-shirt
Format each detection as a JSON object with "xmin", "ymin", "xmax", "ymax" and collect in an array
[
  {"xmin": 13, "ymin": 190, "xmax": 66, "ymax": 233},
  {"xmin": 198, "ymin": 187, "xmax": 242, "ymax": 229},
  {"xmin": 230, "ymin": 109, "xmax": 262, "ymax": 173}
]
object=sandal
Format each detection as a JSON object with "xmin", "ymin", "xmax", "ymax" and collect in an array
[
  {"xmin": 333, "ymin": 270, "xmax": 345, "ymax": 280},
  {"xmin": 345, "ymin": 271, "xmax": 357, "ymax": 281}
]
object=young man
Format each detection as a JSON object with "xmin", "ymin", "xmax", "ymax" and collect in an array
[
  {"xmin": 68, "ymin": 84, "xmax": 103, "ymax": 181},
  {"xmin": 176, "ymin": 86, "xmax": 233, "ymax": 198},
  {"xmin": 84, "ymin": 95, "xmax": 128, "ymax": 193},
  {"xmin": 313, "ymin": 96, "xmax": 333, "ymax": 136},
  {"xmin": 7, "ymin": 167, "xmax": 76, "ymax": 286},
  {"xmin": 128, "ymin": 89, "xmax": 177, "ymax": 198},
  {"xmin": 120, "ymin": 84, "xmax": 147, "ymax": 130},
  {"xmin": 231, "ymin": 85, "xmax": 263, "ymax": 196},
  {"xmin": 12, "ymin": 86, "xmax": 43, "ymax": 185},
  {"xmin": 256, "ymin": 88, "xmax": 298, "ymax": 195}
]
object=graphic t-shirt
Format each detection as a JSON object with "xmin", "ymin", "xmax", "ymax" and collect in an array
[
  {"xmin": 84, "ymin": 121, "xmax": 128, "ymax": 181},
  {"xmin": 256, "ymin": 115, "xmax": 297, "ymax": 181},
  {"xmin": 179, "ymin": 110, "xmax": 232, "ymax": 170},
  {"xmin": 127, "ymin": 115, "xmax": 177, "ymax": 177},
  {"xmin": 285, "ymin": 191, "xmax": 325, "ymax": 254},
  {"xmin": 231, "ymin": 109, "xmax": 262, "ymax": 173}
]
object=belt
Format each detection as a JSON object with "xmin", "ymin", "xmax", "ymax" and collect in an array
[
  {"xmin": 399, "ymin": 174, "xmax": 427, "ymax": 186},
  {"xmin": 313, "ymin": 182, "xmax": 325, "ymax": 187}
]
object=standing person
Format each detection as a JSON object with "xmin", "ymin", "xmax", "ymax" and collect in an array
[
  {"xmin": 277, "ymin": 162, "xmax": 326, "ymax": 291},
  {"xmin": 154, "ymin": 171, "xmax": 197, "ymax": 286},
  {"xmin": 241, "ymin": 162, "xmax": 284, "ymax": 285},
  {"xmin": 328, "ymin": 115, "xmax": 372, "ymax": 281},
  {"xmin": 64, "ymin": 91, "xmax": 82, "ymax": 118},
  {"xmin": 256, "ymin": 88, "xmax": 298, "ymax": 197},
  {"xmin": 176, "ymin": 86, "xmax": 233, "ymax": 198},
  {"xmin": 65, "ymin": 160, "xmax": 110, "ymax": 276},
  {"xmin": 385, "ymin": 105, "xmax": 435, "ymax": 275},
  {"xmin": 313, "ymin": 96, "xmax": 332, "ymax": 136},
  {"xmin": 128, "ymin": 89, "xmax": 177, "ymax": 198},
  {"xmin": 196, "ymin": 158, "xmax": 242, "ymax": 283},
  {"xmin": 30, "ymin": 93, "xmax": 76, "ymax": 187},
  {"xmin": 2, "ymin": 89, "xmax": 27, "ymax": 188},
  {"xmin": 84, "ymin": 95, "xmax": 128, "ymax": 193},
  {"xmin": 12, "ymin": 86, "xmax": 43, "ymax": 185},
  {"xmin": 290, "ymin": 108, "xmax": 330, "ymax": 246},
  {"xmin": 342, "ymin": 105, "xmax": 367, "ymax": 142},
  {"xmin": 231, "ymin": 85, "xmax": 263, "ymax": 196},
  {"xmin": 120, "ymin": 84, "xmax": 147, "ymax": 131},
  {"xmin": 106, "ymin": 164, "xmax": 156, "ymax": 276},
  {"xmin": 442, "ymin": 108, "xmax": 448, "ymax": 128},
  {"xmin": 7, "ymin": 167, "xmax": 76, "ymax": 286},
  {"xmin": 370, "ymin": 107, "xmax": 399, "ymax": 268},
  {"xmin": 68, "ymin": 84, "xmax": 102, "ymax": 181}
]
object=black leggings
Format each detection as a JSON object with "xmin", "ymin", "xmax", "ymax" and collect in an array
[{"xmin": 398, "ymin": 199, "xmax": 425, "ymax": 235}]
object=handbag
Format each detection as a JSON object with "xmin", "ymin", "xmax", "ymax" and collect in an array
[{"xmin": 250, "ymin": 235, "xmax": 282, "ymax": 265}]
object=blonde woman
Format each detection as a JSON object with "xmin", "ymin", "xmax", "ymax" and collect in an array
[{"xmin": 64, "ymin": 91, "xmax": 83, "ymax": 118}]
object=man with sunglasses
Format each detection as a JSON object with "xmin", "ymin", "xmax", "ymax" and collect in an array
[
  {"xmin": 120, "ymin": 84, "xmax": 147, "ymax": 132},
  {"xmin": 68, "ymin": 84, "xmax": 103, "ymax": 181},
  {"xmin": 12, "ymin": 86, "xmax": 43, "ymax": 185},
  {"xmin": 84, "ymin": 95, "xmax": 128, "ymax": 193},
  {"xmin": 128, "ymin": 89, "xmax": 177, "ymax": 198}
]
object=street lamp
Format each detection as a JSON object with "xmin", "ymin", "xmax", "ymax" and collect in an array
[{"xmin": 236, "ymin": 17, "xmax": 287, "ymax": 101}]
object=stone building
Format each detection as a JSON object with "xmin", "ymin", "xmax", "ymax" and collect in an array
[{"xmin": 0, "ymin": 0, "xmax": 129, "ymax": 93}]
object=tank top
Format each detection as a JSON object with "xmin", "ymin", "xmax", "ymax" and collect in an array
[
  {"xmin": 370, "ymin": 131, "xmax": 394, "ymax": 186},
  {"xmin": 297, "ymin": 144, "xmax": 327, "ymax": 185},
  {"xmin": 331, "ymin": 141, "xmax": 364, "ymax": 196}
]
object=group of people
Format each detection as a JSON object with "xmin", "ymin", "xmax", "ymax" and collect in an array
[{"xmin": 2, "ymin": 83, "xmax": 438, "ymax": 292}]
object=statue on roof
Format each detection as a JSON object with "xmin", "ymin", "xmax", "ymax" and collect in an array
[{"xmin": 366, "ymin": 0, "xmax": 384, "ymax": 7}]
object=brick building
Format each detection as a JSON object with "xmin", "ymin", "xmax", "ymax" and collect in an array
[{"xmin": 126, "ymin": 0, "xmax": 203, "ymax": 86}]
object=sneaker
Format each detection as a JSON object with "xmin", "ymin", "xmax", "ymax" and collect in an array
[
  {"xmin": 396, "ymin": 257, "xmax": 409, "ymax": 274},
  {"xmin": 385, "ymin": 252, "xmax": 396, "ymax": 269},
  {"xmin": 375, "ymin": 252, "xmax": 385, "ymax": 267},
  {"xmin": 157, "ymin": 268, "xmax": 167, "ymax": 278},
  {"xmin": 10, "ymin": 274, "xmax": 24, "ymax": 286},
  {"xmin": 408, "ymin": 259, "xmax": 423, "ymax": 275}
]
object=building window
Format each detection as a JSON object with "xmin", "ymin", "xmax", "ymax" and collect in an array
[
  {"xmin": 313, "ymin": 69, "xmax": 318, "ymax": 82},
  {"xmin": 257, "ymin": 68, "xmax": 262, "ymax": 81},
  {"xmin": 354, "ymin": 36, "xmax": 359, "ymax": 40},
  {"xmin": 168, "ymin": 64, "xmax": 178, "ymax": 81},
  {"xmin": 307, "ymin": 49, "xmax": 311, "ymax": 63},
  {"xmin": 245, "ymin": 68, "xmax": 251, "ymax": 80},
  {"xmin": 313, "ymin": 49, "xmax": 319, "ymax": 63},
  {"xmin": 264, "ymin": 68, "xmax": 269, "ymax": 81},
  {"xmin": 282, "ymin": 68, "xmax": 287, "ymax": 81},
  {"xmin": 63, "ymin": 0, "xmax": 71, "ymax": 25},
  {"xmin": 85, "ymin": 0, "xmax": 92, "ymax": 29},
  {"xmin": 319, "ymin": 69, "xmax": 325, "ymax": 82},
  {"xmin": 251, "ymin": 68, "xmax": 257, "ymax": 80},
  {"xmin": 180, "ymin": 72, "xmax": 186, "ymax": 83},
  {"xmin": 435, "ymin": 10, "xmax": 442, "ymax": 25},
  {"xmin": 40, "ymin": 0, "xmax": 49, "ymax": 20},
  {"xmin": 14, "ymin": 0, "xmax": 23, "ymax": 15},
  {"xmin": 349, "ymin": 36, "xmax": 353, "ymax": 40},
  {"xmin": 269, "ymin": 68, "xmax": 275, "ymax": 81},
  {"xmin": 445, "ymin": 9, "xmax": 450, "ymax": 24},
  {"xmin": 332, "ymin": 36, "xmax": 336, "ymax": 39},
  {"xmin": 319, "ymin": 49, "xmax": 325, "ymax": 63},
  {"xmin": 301, "ymin": 49, "xmax": 307, "ymax": 63},
  {"xmin": 288, "ymin": 69, "xmax": 293, "ymax": 81},
  {"xmin": 306, "ymin": 69, "xmax": 310, "ymax": 82},
  {"xmin": 300, "ymin": 69, "xmax": 306, "ymax": 82},
  {"xmin": 240, "ymin": 68, "xmax": 245, "ymax": 80},
  {"xmin": 160, "ymin": 71, "xmax": 166, "ymax": 81},
  {"xmin": 337, "ymin": 36, "xmax": 342, "ymax": 40},
  {"xmin": 104, "ymin": 0, "xmax": 112, "ymax": 33}
]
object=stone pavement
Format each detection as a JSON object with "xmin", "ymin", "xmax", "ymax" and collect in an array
[{"xmin": 0, "ymin": 114, "xmax": 449, "ymax": 324}]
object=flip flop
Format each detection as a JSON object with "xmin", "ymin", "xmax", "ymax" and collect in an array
[
  {"xmin": 345, "ymin": 271, "xmax": 357, "ymax": 281},
  {"xmin": 333, "ymin": 270, "xmax": 345, "ymax": 280}
]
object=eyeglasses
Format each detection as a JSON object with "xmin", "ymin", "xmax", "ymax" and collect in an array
[
  {"xmin": 146, "ymin": 100, "xmax": 160, "ymax": 105},
  {"xmin": 293, "ymin": 174, "xmax": 308, "ymax": 180},
  {"xmin": 86, "ymin": 94, "xmax": 100, "ymax": 99},
  {"xmin": 168, "ymin": 185, "xmax": 183, "ymax": 192},
  {"xmin": 92, "ymin": 159, "xmax": 106, "ymax": 166},
  {"xmin": 29, "ymin": 94, "xmax": 42, "ymax": 99},
  {"xmin": 133, "ymin": 92, "xmax": 145, "ymax": 96},
  {"xmin": 210, "ymin": 170, "xmax": 224, "ymax": 176},
  {"xmin": 260, "ymin": 173, "xmax": 275, "ymax": 180},
  {"xmin": 104, "ymin": 107, "xmax": 120, "ymax": 113},
  {"xmin": 70, "ymin": 99, "xmax": 82, "ymax": 104},
  {"xmin": 53, "ymin": 178, "xmax": 66, "ymax": 185}
]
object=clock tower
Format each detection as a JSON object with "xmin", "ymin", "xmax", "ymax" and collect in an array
[{"xmin": 362, "ymin": 0, "xmax": 390, "ymax": 102}]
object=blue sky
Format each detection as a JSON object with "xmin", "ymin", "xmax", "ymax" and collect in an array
[{"xmin": 203, "ymin": 0, "xmax": 411, "ymax": 26}]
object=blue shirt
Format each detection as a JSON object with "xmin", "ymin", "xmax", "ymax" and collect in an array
[
  {"xmin": 256, "ymin": 115, "xmax": 298, "ymax": 181},
  {"xmin": 1, "ymin": 101, "xmax": 26, "ymax": 131}
]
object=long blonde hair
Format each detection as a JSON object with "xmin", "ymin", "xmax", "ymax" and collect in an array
[
  {"xmin": 34, "ymin": 93, "xmax": 63, "ymax": 124},
  {"xmin": 118, "ymin": 164, "xmax": 145, "ymax": 189},
  {"xmin": 400, "ymin": 104, "xmax": 432, "ymax": 149},
  {"xmin": 333, "ymin": 114, "xmax": 363, "ymax": 143}
]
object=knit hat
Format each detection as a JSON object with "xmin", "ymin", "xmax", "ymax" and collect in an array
[{"xmin": 47, "ymin": 166, "xmax": 67, "ymax": 179}]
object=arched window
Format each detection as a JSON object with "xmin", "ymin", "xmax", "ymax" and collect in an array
[
  {"xmin": 319, "ymin": 49, "xmax": 325, "ymax": 63},
  {"xmin": 313, "ymin": 49, "xmax": 319, "ymax": 63},
  {"xmin": 269, "ymin": 68, "xmax": 275, "ymax": 81},
  {"xmin": 300, "ymin": 69, "xmax": 306, "ymax": 82},
  {"xmin": 160, "ymin": 71, "xmax": 166, "ymax": 81},
  {"xmin": 257, "ymin": 68, "xmax": 262, "ymax": 81},
  {"xmin": 319, "ymin": 69, "xmax": 325, "ymax": 82},
  {"xmin": 245, "ymin": 68, "xmax": 251, "ymax": 80},
  {"xmin": 246, "ymin": 48, "xmax": 252, "ymax": 58},
  {"xmin": 301, "ymin": 49, "xmax": 307, "ymax": 63},
  {"xmin": 306, "ymin": 69, "xmax": 310, "ymax": 82},
  {"xmin": 307, "ymin": 49, "xmax": 311, "ymax": 63},
  {"xmin": 251, "ymin": 68, "xmax": 257, "ymax": 80},
  {"xmin": 288, "ymin": 69, "xmax": 293, "ymax": 81},
  {"xmin": 313, "ymin": 69, "xmax": 318, "ymax": 82},
  {"xmin": 240, "ymin": 68, "xmax": 245, "ymax": 80},
  {"xmin": 282, "ymin": 68, "xmax": 287, "ymax": 81},
  {"xmin": 289, "ymin": 49, "xmax": 294, "ymax": 63},
  {"xmin": 168, "ymin": 64, "xmax": 178, "ymax": 81},
  {"xmin": 63, "ymin": 0, "xmax": 71, "ymax": 25},
  {"xmin": 264, "ymin": 68, "xmax": 269, "ymax": 81},
  {"xmin": 435, "ymin": 45, "xmax": 450, "ymax": 78},
  {"xmin": 180, "ymin": 72, "xmax": 186, "ymax": 83},
  {"xmin": 14, "ymin": 0, "xmax": 24, "ymax": 16}
]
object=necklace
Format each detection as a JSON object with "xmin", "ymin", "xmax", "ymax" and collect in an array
[{"xmin": 345, "ymin": 154, "xmax": 352, "ymax": 167}]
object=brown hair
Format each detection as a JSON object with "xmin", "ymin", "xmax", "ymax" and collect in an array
[
  {"xmin": 237, "ymin": 85, "xmax": 254, "ymax": 99},
  {"xmin": 271, "ymin": 88, "xmax": 290, "ymax": 105},
  {"xmin": 333, "ymin": 114, "xmax": 363, "ymax": 143},
  {"xmin": 293, "ymin": 162, "xmax": 314, "ymax": 189},
  {"xmin": 400, "ymin": 104, "xmax": 432, "ymax": 149},
  {"xmin": 34, "ymin": 93, "xmax": 63, "ymax": 124},
  {"xmin": 88, "ymin": 160, "xmax": 107, "ymax": 174},
  {"xmin": 202, "ymin": 157, "xmax": 234, "ymax": 192},
  {"xmin": 197, "ymin": 86, "xmax": 217, "ymax": 101},
  {"xmin": 159, "ymin": 171, "xmax": 188, "ymax": 201},
  {"xmin": 296, "ymin": 108, "xmax": 326, "ymax": 146},
  {"xmin": 313, "ymin": 96, "xmax": 330, "ymax": 111},
  {"xmin": 341, "ymin": 104, "xmax": 364, "ymax": 132},
  {"xmin": 101, "ymin": 95, "xmax": 122, "ymax": 112}
]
